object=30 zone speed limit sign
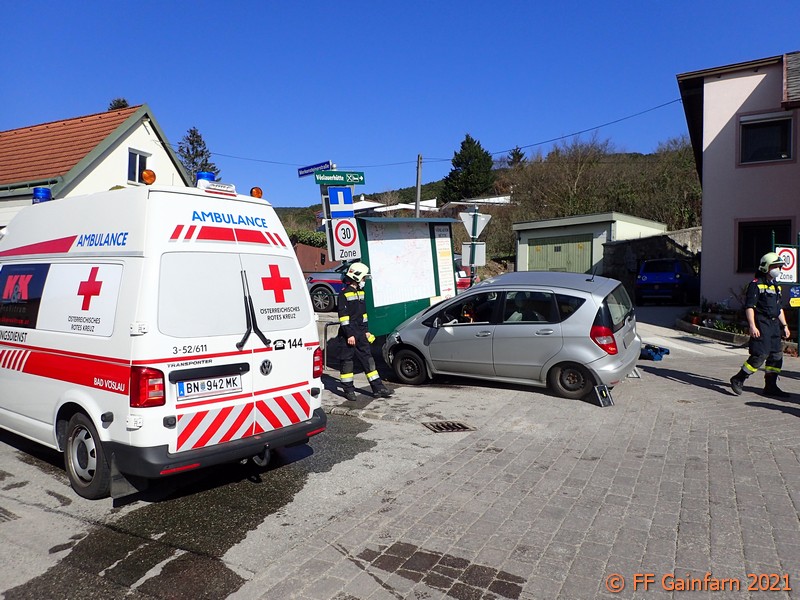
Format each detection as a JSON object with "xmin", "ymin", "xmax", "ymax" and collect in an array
[{"xmin": 332, "ymin": 218, "xmax": 361, "ymax": 261}]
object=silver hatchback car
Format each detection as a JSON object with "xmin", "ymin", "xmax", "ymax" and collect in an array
[{"xmin": 382, "ymin": 271, "xmax": 641, "ymax": 399}]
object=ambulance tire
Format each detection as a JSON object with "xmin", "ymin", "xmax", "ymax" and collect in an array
[
  {"xmin": 392, "ymin": 348, "xmax": 428, "ymax": 385},
  {"xmin": 547, "ymin": 362, "xmax": 594, "ymax": 400},
  {"xmin": 64, "ymin": 413, "xmax": 111, "ymax": 500}
]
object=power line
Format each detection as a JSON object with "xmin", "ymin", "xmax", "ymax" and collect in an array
[{"xmin": 186, "ymin": 98, "xmax": 683, "ymax": 170}]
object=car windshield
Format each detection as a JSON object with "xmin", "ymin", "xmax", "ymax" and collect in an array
[{"xmin": 642, "ymin": 261, "xmax": 676, "ymax": 273}]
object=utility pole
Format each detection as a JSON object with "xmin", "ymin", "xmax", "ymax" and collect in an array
[{"xmin": 415, "ymin": 154, "xmax": 422, "ymax": 218}]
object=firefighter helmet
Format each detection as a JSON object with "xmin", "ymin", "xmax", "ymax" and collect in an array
[
  {"xmin": 758, "ymin": 252, "xmax": 784, "ymax": 273},
  {"xmin": 344, "ymin": 262, "xmax": 370, "ymax": 283}
]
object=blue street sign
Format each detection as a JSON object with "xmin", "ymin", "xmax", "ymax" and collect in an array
[
  {"xmin": 328, "ymin": 186, "xmax": 354, "ymax": 219},
  {"xmin": 297, "ymin": 160, "xmax": 333, "ymax": 178}
]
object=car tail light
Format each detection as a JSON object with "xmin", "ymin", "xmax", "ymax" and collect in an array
[
  {"xmin": 590, "ymin": 324, "xmax": 618, "ymax": 355},
  {"xmin": 313, "ymin": 347, "xmax": 324, "ymax": 378},
  {"xmin": 130, "ymin": 367, "xmax": 166, "ymax": 407}
]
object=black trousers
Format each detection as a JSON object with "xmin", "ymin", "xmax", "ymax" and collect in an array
[
  {"xmin": 339, "ymin": 334, "xmax": 382, "ymax": 391},
  {"xmin": 742, "ymin": 317, "xmax": 783, "ymax": 377}
]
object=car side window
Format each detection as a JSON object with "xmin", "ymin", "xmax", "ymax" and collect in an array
[
  {"xmin": 503, "ymin": 291, "xmax": 556, "ymax": 323},
  {"xmin": 555, "ymin": 294, "xmax": 585, "ymax": 322},
  {"xmin": 440, "ymin": 292, "xmax": 499, "ymax": 325}
]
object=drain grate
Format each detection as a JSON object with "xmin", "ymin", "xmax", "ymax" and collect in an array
[{"xmin": 421, "ymin": 420, "xmax": 475, "ymax": 433}]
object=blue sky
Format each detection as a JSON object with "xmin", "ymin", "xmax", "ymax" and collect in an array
[{"xmin": 4, "ymin": 1, "xmax": 800, "ymax": 207}]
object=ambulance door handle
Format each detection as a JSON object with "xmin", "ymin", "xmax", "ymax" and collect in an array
[
  {"xmin": 535, "ymin": 329, "xmax": 555, "ymax": 335},
  {"xmin": 475, "ymin": 331, "xmax": 492, "ymax": 337}
]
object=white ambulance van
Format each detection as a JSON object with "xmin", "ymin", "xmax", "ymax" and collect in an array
[{"xmin": 0, "ymin": 174, "xmax": 326, "ymax": 499}]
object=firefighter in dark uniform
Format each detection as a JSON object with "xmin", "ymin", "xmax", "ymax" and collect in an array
[
  {"xmin": 337, "ymin": 262, "xmax": 394, "ymax": 402},
  {"xmin": 730, "ymin": 252, "xmax": 791, "ymax": 397}
]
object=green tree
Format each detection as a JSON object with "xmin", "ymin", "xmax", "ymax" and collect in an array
[
  {"xmin": 177, "ymin": 127, "xmax": 221, "ymax": 183},
  {"xmin": 507, "ymin": 146, "xmax": 526, "ymax": 168},
  {"xmin": 108, "ymin": 98, "xmax": 129, "ymax": 110},
  {"xmin": 439, "ymin": 134, "xmax": 495, "ymax": 204}
]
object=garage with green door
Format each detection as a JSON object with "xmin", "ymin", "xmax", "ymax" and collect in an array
[{"xmin": 513, "ymin": 212, "xmax": 667, "ymax": 275}]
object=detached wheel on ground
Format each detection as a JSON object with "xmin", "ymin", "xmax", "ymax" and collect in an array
[
  {"xmin": 64, "ymin": 412, "xmax": 111, "ymax": 499},
  {"xmin": 392, "ymin": 348, "xmax": 428, "ymax": 385},
  {"xmin": 310, "ymin": 286, "xmax": 335, "ymax": 312},
  {"xmin": 547, "ymin": 362, "xmax": 595, "ymax": 399}
]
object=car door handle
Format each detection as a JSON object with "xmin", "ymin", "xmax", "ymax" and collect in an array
[
  {"xmin": 475, "ymin": 331, "xmax": 492, "ymax": 337},
  {"xmin": 535, "ymin": 329, "xmax": 555, "ymax": 335}
]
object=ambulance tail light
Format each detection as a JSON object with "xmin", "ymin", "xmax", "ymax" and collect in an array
[
  {"xmin": 312, "ymin": 347, "xmax": 324, "ymax": 378},
  {"xmin": 130, "ymin": 367, "xmax": 166, "ymax": 407}
]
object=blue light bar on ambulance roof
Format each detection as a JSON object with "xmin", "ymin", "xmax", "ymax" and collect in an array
[
  {"xmin": 32, "ymin": 187, "xmax": 52, "ymax": 204},
  {"xmin": 196, "ymin": 171, "xmax": 216, "ymax": 186}
]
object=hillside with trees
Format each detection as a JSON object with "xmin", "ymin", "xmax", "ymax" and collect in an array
[{"xmin": 279, "ymin": 133, "xmax": 702, "ymax": 263}]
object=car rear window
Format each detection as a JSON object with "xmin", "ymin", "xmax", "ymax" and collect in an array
[{"xmin": 604, "ymin": 284, "xmax": 634, "ymax": 332}]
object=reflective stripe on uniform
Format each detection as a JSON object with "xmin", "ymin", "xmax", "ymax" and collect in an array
[
  {"xmin": 366, "ymin": 370, "xmax": 379, "ymax": 381},
  {"xmin": 743, "ymin": 362, "xmax": 758, "ymax": 373},
  {"xmin": 765, "ymin": 365, "xmax": 782, "ymax": 373},
  {"xmin": 340, "ymin": 372, "xmax": 354, "ymax": 382}
]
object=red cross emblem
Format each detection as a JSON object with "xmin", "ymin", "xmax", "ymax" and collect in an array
[
  {"xmin": 261, "ymin": 264, "xmax": 292, "ymax": 303},
  {"xmin": 78, "ymin": 267, "xmax": 103, "ymax": 310}
]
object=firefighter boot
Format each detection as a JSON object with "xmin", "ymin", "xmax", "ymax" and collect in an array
[
  {"xmin": 764, "ymin": 373, "xmax": 790, "ymax": 398},
  {"xmin": 729, "ymin": 371, "xmax": 746, "ymax": 396},
  {"xmin": 372, "ymin": 385, "xmax": 394, "ymax": 399},
  {"xmin": 343, "ymin": 387, "xmax": 357, "ymax": 402}
]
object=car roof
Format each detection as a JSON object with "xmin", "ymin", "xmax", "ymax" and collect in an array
[{"xmin": 475, "ymin": 271, "xmax": 620, "ymax": 295}]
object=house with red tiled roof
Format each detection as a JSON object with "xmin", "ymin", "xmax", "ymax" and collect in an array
[{"xmin": 0, "ymin": 104, "xmax": 191, "ymax": 227}]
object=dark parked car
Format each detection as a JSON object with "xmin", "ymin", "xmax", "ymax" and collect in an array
[
  {"xmin": 305, "ymin": 263, "xmax": 347, "ymax": 312},
  {"xmin": 634, "ymin": 258, "xmax": 700, "ymax": 305}
]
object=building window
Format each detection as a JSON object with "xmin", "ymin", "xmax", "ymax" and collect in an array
[
  {"xmin": 737, "ymin": 219, "xmax": 792, "ymax": 272},
  {"xmin": 740, "ymin": 113, "xmax": 792, "ymax": 164},
  {"xmin": 128, "ymin": 150, "xmax": 149, "ymax": 183}
]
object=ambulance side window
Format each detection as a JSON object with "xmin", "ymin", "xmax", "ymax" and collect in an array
[{"xmin": 159, "ymin": 253, "xmax": 247, "ymax": 338}]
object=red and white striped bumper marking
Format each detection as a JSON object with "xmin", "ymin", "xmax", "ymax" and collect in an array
[
  {"xmin": 0, "ymin": 349, "xmax": 30, "ymax": 372},
  {"xmin": 176, "ymin": 390, "xmax": 312, "ymax": 452}
]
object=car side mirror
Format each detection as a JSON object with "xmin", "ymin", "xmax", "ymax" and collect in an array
[{"xmin": 431, "ymin": 316, "xmax": 442, "ymax": 328}]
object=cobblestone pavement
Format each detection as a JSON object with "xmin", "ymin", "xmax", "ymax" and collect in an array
[{"xmin": 236, "ymin": 317, "xmax": 800, "ymax": 599}]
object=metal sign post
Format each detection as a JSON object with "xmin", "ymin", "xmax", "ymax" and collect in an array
[{"xmin": 459, "ymin": 207, "xmax": 491, "ymax": 288}]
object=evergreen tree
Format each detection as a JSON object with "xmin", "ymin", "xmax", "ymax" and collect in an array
[
  {"xmin": 439, "ymin": 134, "xmax": 495, "ymax": 204},
  {"xmin": 507, "ymin": 146, "xmax": 526, "ymax": 168},
  {"xmin": 177, "ymin": 127, "xmax": 221, "ymax": 183},
  {"xmin": 108, "ymin": 98, "xmax": 129, "ymax": 110}
]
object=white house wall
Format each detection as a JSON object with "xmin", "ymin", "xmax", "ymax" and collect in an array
[
  {"xmin": 66, "ymin": 124, "xmax": 186, "ymax": 197},
  {"xmin": 700, "ymin": 63, "xmax": 800, "ymax": 305}
]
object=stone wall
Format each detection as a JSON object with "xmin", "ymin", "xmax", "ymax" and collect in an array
[{"xmin": 603, "ymin": 227, "xmax": 702, "ymax": 298}]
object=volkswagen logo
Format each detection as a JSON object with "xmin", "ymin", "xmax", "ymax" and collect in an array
[{"xmin": 260, "ymin": 359, "xmax": 273, "ymax": 376}]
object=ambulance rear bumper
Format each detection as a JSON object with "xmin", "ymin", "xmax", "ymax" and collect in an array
[{"xmin": 106, "ymin": 408, "xmax": 327, "ymax": 479}]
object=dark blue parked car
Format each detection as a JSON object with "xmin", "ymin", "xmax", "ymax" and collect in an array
[{"xmin": 634, "ymin": 258, "xmax": 700, "ymax": 305}]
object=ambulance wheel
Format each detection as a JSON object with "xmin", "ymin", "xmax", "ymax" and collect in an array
[
  {"xmin": 64, "ymin": 413, "xmax": 111, "ymax": 499},
  {"xmin": 393, "ymin": 349, "xmax": 427, "ymax": 385},
  {"xmin": 310, "ymin": 286, "xmax": 335, "ymax": 312},
  {"xmin": 548, "ymin": 362, "xmax": 594, "ymax": 400}
]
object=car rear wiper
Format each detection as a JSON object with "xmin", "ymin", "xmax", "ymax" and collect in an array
[{"xmin": 236, "ymin": 271, "xmax": 271, "ymax": 351}]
